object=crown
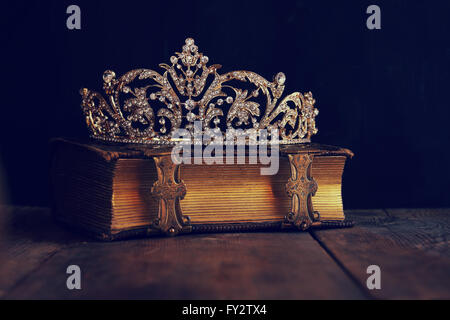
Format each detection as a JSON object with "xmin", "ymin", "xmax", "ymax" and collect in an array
[{"xmin": 80, "ymin": 38, "xmax": 319, "ymax": 145}]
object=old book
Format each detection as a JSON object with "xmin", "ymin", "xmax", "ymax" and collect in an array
[{"xmin": 50, "ymin": 138, "xmax": 354, "ymax": 240}]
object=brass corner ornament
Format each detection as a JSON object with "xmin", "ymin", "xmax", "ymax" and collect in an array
[
  {"xmin": 150, "ymin": 155, "xmax": 192, "ymax": 236},
  {"xmin": 283, "ymin": 154, "xmax": 320, "ymax": 231}
]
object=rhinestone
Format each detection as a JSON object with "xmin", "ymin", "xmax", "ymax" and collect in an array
[
  {"xmin": 217, "ymin": 99, "xmax": 224, "ymax": 105},
  {"xmin": 314, "ymin": 109, "xmax": 319, "ymax": 116},
  {"xmin": 160, "ymin": 127, "xmax": 167, "ymax": 134},
  {"xmin": 185, "ymin": 99, "xmax": 195, "ymax": 110},
  {"xmin": 186, "ymin": 112, "xmax": 196, "ymax": 122},
  {"xmin": 170, "ymin": 56, "xmax": 178, "ymax": 64},
  {"xmin": 186, "ymin": 70, "xmax": 193, "ymax": 77},
  {"xmin": 103, "ymin": 70, "xmax": 116, "ymax": 83},
  {"xmin": 201, "ymin": 56, "xmax": 209, "ymax": 64},
  {"xmin": 185, "ymin": 38, "xmax": 195, "ymax": 45},
  {"xmin": 226, "ymin": 97, "xmax": 233, "ymax": 104},
  {"xmin": 150, "ymin": 93, "xmax": 156, "ymax": 100},
  {"xmin": 159, "ymin": 118, "xmax": 165, "ymax": 125},
  {"xmin": 275, "ymin": 72, "xmax": 286, "ymax": 85},
  {"xmin": 214, "ymin": 118, "xmax": 220, "ymax": 125}
]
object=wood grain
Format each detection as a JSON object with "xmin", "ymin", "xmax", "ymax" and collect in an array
[
  {"xmin": 312, "ymin": 209, "xmax": 450, "ymax": 299},
  {"xmin": 383, "ymin": 208, "xmax": 450, "ymax": 257},
  {"xmin": 2, "ymin": 206, "xmax": 449, "ymax": 299},
  {"xmin": 4, "ymin": 232, "xmax": 365, "ymax": 299},
  {"xmin": 0, "ymin": 206, "xmax": 84, "ymax": 298}
]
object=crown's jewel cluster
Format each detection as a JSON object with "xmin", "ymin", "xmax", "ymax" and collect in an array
[{"xmin": 80, "ymin": 38, "xmax": 319, "ymax": 145}]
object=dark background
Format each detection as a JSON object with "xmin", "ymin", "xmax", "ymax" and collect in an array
[{"xmin": 1, "ymin": 0, "xmax": 449, "ymax": 209}]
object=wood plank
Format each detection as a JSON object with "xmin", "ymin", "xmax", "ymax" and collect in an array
[
  {"xmin": 5, "ymin": 232, "xmax": 366, "ymax": 299},
  {"xmin": 0, "ymin": 206, "xmax": 84, "ymax": 298},
  {"xmin": 312, "ymin": 209, "xmax": 450, "ymax": 299}
]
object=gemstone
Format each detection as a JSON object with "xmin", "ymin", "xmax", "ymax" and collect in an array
[
  {"xmin": 170, "ymin": 56, "xmax": 178, "ymax": 64},
  {"xmin": 185, "ymin": 99, "xmax": 195, "ymax": 110},
  {"xmin": 159, "ymin": 118, "xmax": 165, "ymax": 125},
  {"xmin": 150, "ymin": 93, "xmax": 156, "ymax": 100},
  {"xmin": 217, "ymin": 99, "xmax": 224, "ymax": 105},
  {"xmin": 186, "ymin": 70, "xmax": 193, "ymax": 77},
  {"xmin": 226, "ymin": 97, "xmax": 233, "ymax": 104},
  {"xmin": 201, "ymin": 56, "xmax": 209, "ymax": 64},
  {"xmin": 314, "ymin": 108, "xmax": 319, "ymax": 116},
  {"xmin": 160, "ymin": 127, "xmax": 167, "ymax": 134},
  {"xmin": 185, "ymin": 38, "xmax": 195, "ymax": 45},
  {"xmin": 103, "ymin": 70, "xmax": 116, "ymax": 83},
  {"xmin": 186, "ymin": 112, "xmax": 196, "ymax": 122},
  {"xmin": 275, "ymin": 72, "xmax": 286, "ymax": 85},
  {"xmin": 214, "ymin": 118, "xmax": 220, "ymax": 125}
]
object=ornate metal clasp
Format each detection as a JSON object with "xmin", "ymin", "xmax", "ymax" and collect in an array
[
  {"xmin": 150, "ymin": 155, "xmax": 192, "ymax": 236},
  {"xmin": 282, "ymin": 153, "xmax": 320, "ymax": 231}
]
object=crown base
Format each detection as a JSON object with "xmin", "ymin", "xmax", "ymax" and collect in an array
[{"xmin": 89, "ymin": 135, "xmax": 311, "ymax": 146}]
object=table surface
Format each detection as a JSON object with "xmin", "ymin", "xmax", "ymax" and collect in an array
[{"xmin": 1, "ymin": 206, "xmax": 449, "ymax": 299}]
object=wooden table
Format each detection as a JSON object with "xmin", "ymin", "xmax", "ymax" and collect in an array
[{"xmin": 1, "ymin": 207, "xmax": 449, "ymax": 299}]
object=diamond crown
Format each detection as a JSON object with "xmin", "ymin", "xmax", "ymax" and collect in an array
[{"xmin": 80, "ymin": 38, "xmax": 319, "ymax": 145}]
